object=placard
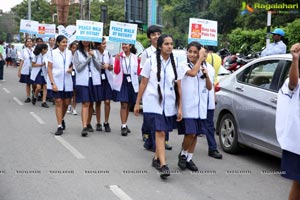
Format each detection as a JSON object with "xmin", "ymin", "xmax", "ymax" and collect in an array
[
  {"xmin": 109, "ymin": 21, "xmax": 137, "ymax": 45},
  {"xmin": 188, "ymin": 18, "xmax": 218, "ymax": 46},
  {"xmin": 20, "ymin": 19, "xmax": 39, "ymax": 35},
  {"xmin": 76, "ymin": 20, "xmax": 103, "ymax": 43}
]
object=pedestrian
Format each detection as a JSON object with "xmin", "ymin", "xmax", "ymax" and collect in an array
[
  {"xmin": 177, "ymin": 42, "xmax": 211, "ymax": 171},
  {"xmin": 10, "ymin": 45, "xmax": 17, "ymax": 67},
  {"xmin": 261, "ymin": 28, "xmax": 286, "ymax": 56},
  {"xmin": 66, "ymin": 41, "xmax": 78, "ymax": 115},
  {"xmin": 31, "ymin": 43, "xmax": 49, "ymax": 108},
  {"xmin": 134, "ymin": 34, "xmax": 182, "ymax": 179},
  {"xmin": 205, "ymin": 48, "xmax": 223, "ymax": 159},
  {"xmin": 73, "ymin": 40, "xmax": 102, "ymax": 137},
  {"xmin": 18, "ymin": 38, "xmax": 34, "ymax": 103},
  {"xmin": 5, "ymin": 43, "xmax": 12, "ymax": 67},
  {"xmin": 47, "ymin": 35, "xmax": 73, "ymax": 136},
  {"xmin": 0, "ymin": 40, "xmax": 5, "ymax": 81},
  {"xmin": 94, "ymin": 37, "xmax": 114, "ymax": 132},
  {"xmin": 276, "ymin": 43, "xmax": 300, "ymax": 200},
  {"xmin": 113, "ymin": 43, "xmax": 140, "ymax": 136},
  {"xmin": 140, "ymin": 25, "xmax": 173, "ymax": 151}
]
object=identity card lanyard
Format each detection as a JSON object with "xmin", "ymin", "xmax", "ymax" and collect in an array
[
  {"xmin": 124, "ymin": 55, "xmax": 131, "ymax": 82},
  {"xmin": 27, "ymin": 48, "xmax": 33, "ymax": 72},
  {"xmin": 101, "ymin": 53, "xmax": 106, "ymax": 80}
]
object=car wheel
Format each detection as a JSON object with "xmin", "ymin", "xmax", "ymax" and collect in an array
[{"xmin": 218, "ymin": 113, "xmax": 239, "ymax": 153}]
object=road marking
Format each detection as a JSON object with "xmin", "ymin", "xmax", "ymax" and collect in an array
[
  {"xmin": 54, "ymin": 136, "xmax": 86, "ymax": 159},
  {"xmin": 30, "ymin": 112, "xmax": 45, "ymax": 124},
  {"xmin": 13, "ymin": 97, "xmax": 24, "ymax": 106},
  {"xmin": 108, "ymin": 185, "xmax": 133, "ymax": 200},
  {"xmin": 3, "ymin": 88, "xmax": 10, "ymax": 94}
]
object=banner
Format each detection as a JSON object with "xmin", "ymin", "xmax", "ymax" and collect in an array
[
  {"xmin": 109, "ymin": 21, "xmax": 137, "ymax": 45},
  {"xmin": 75, "ymin": 20, "xmax": 103, "ymax": 43},
  {"xmin": 188, "ymin": 18, "xmax": 218, "ymax": 46},
  {"xmin": 20, "ymin": 19, "xmax": 39, "ymax": 35},
  {"xmin": 37, "ymin": 24, "xmax": 56, "ymax": 38}
]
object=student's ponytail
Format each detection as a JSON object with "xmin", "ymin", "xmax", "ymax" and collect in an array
[
  {"xmin": 156, "ymin": 47, "xmax": 163, "ymax": 104},
  {"xmin": 170, "ymin": 53, "xmax": 179, "ymax": 105}
]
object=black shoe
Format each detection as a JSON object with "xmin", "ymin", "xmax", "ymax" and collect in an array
[
  {"xmin": 62, "ymin": 120, "xmax": 66, "ymax": 130},
  {"xmin": 24, "ymin": 97, "xmax": 31, "ymax": 103},
  {"xmin": 32, "ymin": 97, "xmax": 36, "ymax": 105},
  {"xmin": 142, "ymin": 133, "xmax": 148, "ymax": 142},
  {"xmin": 81, "ymin": 127, "xmax": 88, "ymax": 137},
  {"xmin": 87, "ymin": 124, "xmax": 94, "ymax": 132},
  {"xmin": 178, "ymin": 153, "xmax": 187, "ymax": 170},
  {"xmin": 41, "ymin": 102, "xmax": 49, "ymax": 108},
  {"xmin": 144, "ymin": 142, "xmax": 155, "ymax": 152},
  {"xmin": 186, "ymin": 160, "xmax": 198, "ymax": 171},
  {"xmin": 121, "ymin": 126, "xmax": 128, "ymax": 136},
  {"xmin": 96, "ymin": 123, "xmax": 102, "ymax": 131},
  {"xmin": 103, "ymin": 122, "xmax": 111, "ymax": 132},
  {"xmin": 208, "ymin": 150, "xmax": 223, "ymax": 159},
  {"xmin": 165, "ymin": 142, "xmax": 172, "ymax": 150},
  {"xmin": 152, "ymin": 157, "xmax": 160, "ymax": 170},
  {"xmin": 127, "ymin": 127, "xmax": 131, "ymax": 133},
  {"xmin": 54, "ymin": 127, "xmax": 63, "ymax": 136},
  {"xmin": 159, "ymin": 165, "xmax": 170, "ymax": 179}
]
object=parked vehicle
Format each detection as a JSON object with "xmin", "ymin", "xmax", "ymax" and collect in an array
[{"xmin": 214, "ymin": 54, "xmax": 294, "ymax": 158}]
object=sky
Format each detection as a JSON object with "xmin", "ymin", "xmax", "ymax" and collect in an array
[{"xmin": 1, "ymin": 0, "xmax": 23, "ymax": 12}]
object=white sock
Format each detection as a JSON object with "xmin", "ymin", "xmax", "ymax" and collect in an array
[
  {"xmin": 58, "ymin": 124, "xmax": 62, "ymax": 128},
  {"xmin": 181, "ymin": 150, "xmax": 188, "ymax": 157},
  {"xmin": 122, "ymin": 124, "xmax": 127, "ymax": 128},
  {"xmin": 187, "ymin": 153, "xmax": 193, "ymax": 162}
]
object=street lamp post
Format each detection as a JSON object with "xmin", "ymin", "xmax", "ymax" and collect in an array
[{"xmin": 101, "ymin": 5, "xmax": 108, "ymax": 35}]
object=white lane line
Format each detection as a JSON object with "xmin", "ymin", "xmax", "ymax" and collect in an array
[
  {"xmin": 3, "ymin": 87, "xmax": 11, "ymax": 94},
  {"xmin": 13, "ymin": 97, "xmax": 24, "ymax": 106},
  {"xmin": 30, "ymin": 112, "xmax": 45, "ymax": 124},
  {"xmin": 54, "ymin": 136, "xmax": 86, "ymax": 159},
  {"xmin": 108, "ymin": 185, "xmax": 133, "ymax": 200}
]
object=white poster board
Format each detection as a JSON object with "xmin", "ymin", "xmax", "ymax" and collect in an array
[
  {"xmin": 20, "ymin": 19, "xmax": 39, "ymax": 35},
  {"xmin": 109, "ymin": 21, "xmax": 137, "ymax": 45},
  {"xmin": 37, "ymin": 24, "xmax": 56, "ymax": 38},
  {"xmin": 188, "ymin": 18, "xmax": 218, "ymax": 46},
  {"xmin": 75, "ymin": 20, "xmax": 103, "ymax": 43}
]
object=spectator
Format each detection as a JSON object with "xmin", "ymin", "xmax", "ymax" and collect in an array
[
  {"xmin": 261, "ymin": 28, "xmax": 286, "ymax": 56},
  {"xmin": 0, "ymin": 40, "xmax": 5, "ymax": 81}
]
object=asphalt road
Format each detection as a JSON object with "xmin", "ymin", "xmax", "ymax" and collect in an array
[{"xmin": 0, "ymin": 67, "xmax": 290, "ymax": 200}]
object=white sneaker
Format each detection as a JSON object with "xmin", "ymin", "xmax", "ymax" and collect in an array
[
  {"xmin": 72, "ymin": 109, "xmax": 78, "ymax": 115},
  {"xmin": 66, "ymin": 105, "xmax": 72, "ymax": 114}
]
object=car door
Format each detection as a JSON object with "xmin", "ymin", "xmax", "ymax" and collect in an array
[{"xmin": 232, "ymin": 59, "xmax": 286, "ymax": 154}]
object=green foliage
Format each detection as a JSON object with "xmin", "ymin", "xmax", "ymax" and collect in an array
[
  {"xmin": 285, "ymin": 19, "xmax": 300, "ymax": 48},
  {"xmin": 137, "ymin": 33, "xmax": 149, "ymax": 48}
]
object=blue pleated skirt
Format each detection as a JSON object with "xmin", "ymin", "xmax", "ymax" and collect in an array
[
  {"xmin": 19, "ymin": 74, "xmax": 33, "ymax": 84},
  {"xmin": 113, "ymin": 74, "xmax": 137, "ymax": 105},
  {"xmin": 47, "ymin": 90, "xmax": 73, "ymax": 99},
  {"xmin": 177, "ymin": 118, "xmax": 207, "ymax": 135},
  {"xmin": 76, "ymin": 77, "xmax": 102, "ymax": 103},
  {"xmin": 32, "ymin": 70, "xmax": 46, "ymax": 85},
  {"xmin": 100, "ymin": 79, "xmax": 113, "ymax": 101},
  {"xmin": 281, "ymin": 150, "xmax": 300, "ymax": 182},
  {"xmin": 143, "ymin": 113, "xmax": 177, "ymax": 133}
]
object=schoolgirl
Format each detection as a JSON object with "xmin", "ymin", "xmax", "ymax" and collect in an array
[
  {"xmin": 31, "ymin": 43, "xmax": 49, "ymax": 108},
  {"xmin": 113, "ymin": 43, "xmax": 140, "ymax": 136},
  {"xmin": 134, "ymin": 34, "xmax": 182, "ymax": 179},
  {"xmin": 94, "ymin": 37, "xmax": 114, "ymax": 132},
  {"xmin": 177, "ymin": 42, "xmax": 212, "ymax": 171},
  {"xmin": 18, "ymin": 38, "xmax": 34, "ymax": 103},
  {"xmin": 47, "ymin": 35, "xmax": 73, "ymax": 136},
  {"xmin": 73, "ymin": 41, "xmax": 102, "ymax": 137},
  {"xmin": 66, "ymin": 42, "xmax": 78, "ymax": 115}
]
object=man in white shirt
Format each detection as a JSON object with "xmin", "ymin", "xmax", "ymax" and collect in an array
[{"xmin": 261, "ymin": 28, "xmax": 286, "ymax": 56}]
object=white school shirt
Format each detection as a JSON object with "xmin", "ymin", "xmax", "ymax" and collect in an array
[
  {"xmin": 140, "ymin": 45, "xmax": 156, "ymax": 68},
  {"xmin": 141, "ymin": 55, "xmax": 179, "ymax": 116},
  {"xmin": 207, "ymin": 62, "xmax": 215, "ymax": 110},
  {"xmin": 261, "ymin": 41, "xmax": 286, "ymax": 57},
  {"xmin": 47, "ymin": 48, "xmax": 73, "ymax": 91},
  {"xmin": 30, "ymin": 53, "xmax": 47, "ymax": 81},
  {"xmin": 113, "ymin": 52, "xmax": 139, "ymax": 92},
  {"xmin": 276, "ymin": 79, "xmax": 300, "ymax": 155},
  {"xmin": 73, "ymin": 50, "xmax": 101, "ymax": 86},
  {"xmin": 96, "ymin": 50, "xmax": 114, "ymax": 88},
  {"xmin": 178, "ymin": 62, "xmax": 208, "ymax": 119},
  {"xmin": 20, "ymin": 47, "xmax": 34, "ymax": 75}
]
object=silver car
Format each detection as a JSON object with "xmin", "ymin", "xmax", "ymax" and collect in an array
[{"xmin": 214, "ymin": 54, "xmax": 293, "ymax": 158}]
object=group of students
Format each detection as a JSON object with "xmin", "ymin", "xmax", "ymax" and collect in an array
[{"xmin": 134, "ymin": 25, "xmax": 223, "ymax": 179}]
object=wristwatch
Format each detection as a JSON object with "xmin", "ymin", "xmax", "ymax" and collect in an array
[{"xmin": 51, "ymin": 82, "xmax": 54, "ymax": 85}]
